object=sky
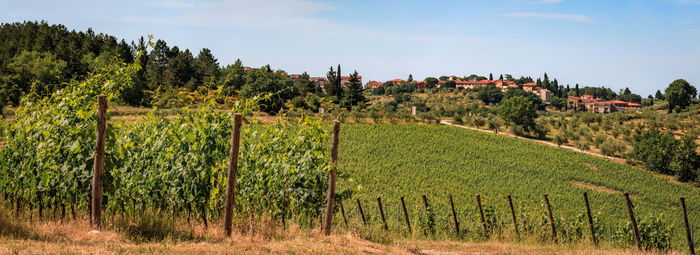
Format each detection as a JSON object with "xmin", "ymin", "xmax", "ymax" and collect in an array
[{"xmin": 2, "ymin": 0, "xmax": 700, "ymax": 96}]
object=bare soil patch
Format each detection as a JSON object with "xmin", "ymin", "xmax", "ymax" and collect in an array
[{"xmin": 570, "ymin": 180, "xmax": 641, "ymax": 199}]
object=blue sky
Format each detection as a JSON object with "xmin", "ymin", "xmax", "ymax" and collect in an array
[{"xmin": 2, "ymin": 0, "xmax": 699, "ymax": 96}]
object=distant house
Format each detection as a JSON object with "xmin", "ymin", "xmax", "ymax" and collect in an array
[
  {"xmin": 568, "ymin": 96, "xmax": 641, "ymax": 113},
  {"xmin": 532, "ymin": 87, "xmax": 553, "ymax": 103},
  {"xmin": 454, "ymin": 80, "xmax": 494, "ymax": 89},
  {"xmin": 387, "ymin": 79, "xmax": 405, "ymax": 84},
  {"xmin": 309, "ymin": 77, "xmax": 327, "ymax": 89},
  {"xmin": 365, "ymin": 80, "xmax": 383, "ymax": 89},
  {"xmin": 567, "ymin": 95, "xmax": 599, "ymax": 111},
  {"xmin": 522, "ymin": 82, "xmax": 537, "ymax": 92}
]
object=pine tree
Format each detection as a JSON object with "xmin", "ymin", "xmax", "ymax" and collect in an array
[
  {"xmin": 219, "ymin": 59, "xmax": 245, "ymax": 96},
  {"xmin": 146, "ymin": 39, "xmax": 171, "ymax": 90},
  {"xmin": 195, "ymin": 48, "xmax": 220, "ymax": 88},
  {"xmin": 624, "ymin": 87, "xmax": 632, "ymax": 95},
  {"xmin": 345, "ymin": 70, "xmax": 365, "ymax": 107},
  {"xmin": 408, "ymin": 74, "xmax": 413, "ymax": 82},
  {"xmin": 294, "ymin": 71, "xmax": 315, "ymax": 95},
  {"xmin": 575, "ymin": 84, "xmax": 580, "ymax": 97},
  {"xmin": 326, "ymin": 65, "xmax": 343, "ymax": 99},
  {"xmin": 489, "ymin": 73, "xmax": 493, "ymax": 80},
  {"xmin": 655, "ymin": 90, "xmax": 665, "ymax": 100},
  {"xmin": 164, "ymin": 48, "xmax": 195, "ymax": 90},
  {"xmin": 499, "ymin": 74, "xmax": 503, "ymax": 80}
]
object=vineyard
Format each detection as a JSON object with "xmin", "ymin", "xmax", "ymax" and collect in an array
[
  {"xmin": 0, "ymin": 57, "xmax": 334, "ymax": 234},
  {"xmin": 339, "ymin": 124, "xmax": 699, "ymax": 250},
  {"xmin": 0, "ymin": 56, "xmax": 698, "ymax": 253}
]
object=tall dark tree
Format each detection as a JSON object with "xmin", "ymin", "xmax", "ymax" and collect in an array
[
  {"xmin": 575, "ymin": 83, "xmax": 580, "ymax": 97},
  {"xmin": 121, "ymin": 36, "xmax": 147, "ymax": 105},
  {"xmin": 407, "ymin": 74, "xmax": 413, "ymax": 82},
  {"xmin": 654, "ymin": 90, "xmax": 665, "ymax": 100},
  {"xmin": 477, "ymin": 86, "xmax": 504, "ymax": 105},
  {"xmin": 240, "ymin": 65, "xmax": 295, "ymax": 113},
  {"xmin": 424, "ymin": 77, "xmax": 438, "ymax": 89},
  {"xmin": 145, "ymin": 39, "xmax": 170, "ymax": 90},
  {"xmin": 194, "ymin": 48, "xmax": 219, "ymax": 88},
  {"xmin": 345, "ymin": 70, "xmax": 365, "ymax": 107},
  {"xmin": 294, "ymin": 72, "xmax": 315, "ymax": 95},
  {"xmin": 665, "ymin": 79, "xmax": 697, "ymax": 113},
  {"xmin": 325, "ymin": 64, "xmax": 343, "ymax": 99},
  {"xmin": 623, "ymin": 87, "xmax": 632, "ymax": 95},
  {"xmin": 163, "ymin": 48, "xmax": 195, "ymax": 90},
  {"xmin": 219, "ymin": 59, "xmax": 246, "ymax": 96},
  {"xmin": 489, "ymin": 73, "xmax": 493, "ymax": 80},
  {"xmin": 499, "ymin": 74, "xmax": 503, "ymax": 80}
]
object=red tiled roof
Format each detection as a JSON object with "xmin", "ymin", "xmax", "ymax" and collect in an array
[
  {"xmin": 606, "ymin": 100, "xmax": 629, "ymax": 104},
  {"xmin": 456, "ymin": 80, "xmax": 494, "ymax": 85},
  {"xmin": 388, "ymin": 79, "xmax": 405, "ymax": 83},
  {"xmin": 523, "ymin": 82, "xmax": 537, "ymax": 86},
  {"xmin": 627, "ymin": 103, "xmax": 642, "ymax": 107}
]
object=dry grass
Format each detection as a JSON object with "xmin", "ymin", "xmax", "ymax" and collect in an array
[{"xmin": 0, "ymin": 218, "xmax": 681, "ymax": 254}]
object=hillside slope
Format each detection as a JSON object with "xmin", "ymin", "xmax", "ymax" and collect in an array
[{"xmin": 339, "ymin": 124, "xmax": 699, "ymax": 249}]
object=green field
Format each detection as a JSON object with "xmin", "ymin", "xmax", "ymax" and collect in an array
[{"xmin": 339, "ymin": 124, "xmax": 699, "ymax": 248}]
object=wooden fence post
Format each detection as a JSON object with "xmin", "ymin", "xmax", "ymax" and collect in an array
[
  {"xmin": 583, "ymin": 192, "xmax": 597, "ymax": 246},
  {"xmin": 91, "ymin": 95, "xmax": 107, "ymax": 228},
  {"xmin": 507, "ymin": 195, "xmax": 519, "ymax": 239},
  {"xmin": 543, "ymin": 194, "xmax": 557, "ymax": 243},
  {"xmin": 339, "ymin": 197, "xmax": 348, "ymax": 227},
  {"xmin": 357, "ymin": 199, "xmax": 367, "ymax": 225},
  {"xmin": 322, "ymin": 120, "xmax": 340, "ymax": 235},
  {"xmin": 449, "ymin": 195, "xmax": 460, "ymax": 234},
  {"xmin": 476, "ymin": 194, "xmax": 488, "ymax": 237},
  {"xmin": 400, "ymin": 196, "xmax": 411, "ymax": 234},
  {"xmin": 681, "ymin": 197, "xmax": 695, "ymax": 255},
  {"xmin": 224, "ymin": 113, "xmax": 242, "ymax": 236},
  {"xmin": 377, "ymin": 197, "xmax": 388, "ymax": 230},
  {"xmin": 624, "ymin": 192, "xmax": 642, "ymax": 250}
]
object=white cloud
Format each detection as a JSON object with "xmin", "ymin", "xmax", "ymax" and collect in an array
[
  {"xmin": 505, "ymin": 12, "xmax": 593, "ymax": 23},
  {"xmin": 129, "ymin": 1, "xmax": 197, "ymax": 9},
  {"xmin": 123, "ymin": 0, "xmax": 337, "ymax": 32},
  {"xmin": 119, "ymin": 0, "xmax": 479, "ymax": 44}
]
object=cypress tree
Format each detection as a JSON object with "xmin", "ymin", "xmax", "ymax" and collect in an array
[{"xmin": 655, "ymin": 90, "xmax": 664, "ymax": 100}]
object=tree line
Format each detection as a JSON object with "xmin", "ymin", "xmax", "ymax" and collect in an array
[{"xmin": 0, "ymin": 21, "xmax": 366, "ymax": 114}]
